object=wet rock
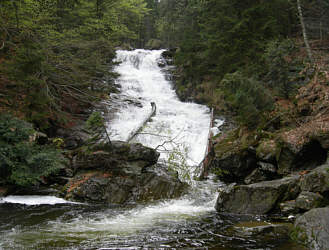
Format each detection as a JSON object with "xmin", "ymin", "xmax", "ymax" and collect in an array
[
  {"xmin": 215, "ymin": 176, "xmax": 300, "ymax": 215},
  {"xmin": 293, "ymin": 207, "xmax": 329, "ymax": 249},
  {"xmin": 279, "ymin": 200, "xmax": 300, "ymax": 215},
  {"xmin": 64, "ymin": 165, "xmax": 187, "ymax": 204},
  {"xmin": 232, "ymin": 221, "xmax": 292, "ymax": 239},
  {"xmin": 295, "ymin": 191, "xmax": 324, "ymax": 211},
  {"xmin": 75, "ymin": 142, "xmax": 159, "ymax": 175},
  {"xmin": 156, "ymin": 58, "xmax": 167, "ymax": 67}
]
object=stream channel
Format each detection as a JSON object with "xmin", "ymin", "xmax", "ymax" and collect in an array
[{"xmin": 0, "ymin": 50, "xmax": 304, "ymax": 249}]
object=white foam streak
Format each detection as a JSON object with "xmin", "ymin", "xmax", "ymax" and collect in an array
[{"xmin": 0, "ymin": 195, "xmax": 76, "ymax": 205}]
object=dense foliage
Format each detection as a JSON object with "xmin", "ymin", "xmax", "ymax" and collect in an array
[
  {"xmin": 0, "ymin": 114, "xmax": 64, "ymax": 186},
  {"xmin": 0, "ymin": 0, "xmax": 149, "ymax": 130},
  {"xmin": 147, "ymin": 0, "xmax": 326, "ymax": 128}
]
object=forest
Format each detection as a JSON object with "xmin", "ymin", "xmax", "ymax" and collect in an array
[{"xmin": 0, "ymin": 0, "xmax": 329, "ymax": 186}]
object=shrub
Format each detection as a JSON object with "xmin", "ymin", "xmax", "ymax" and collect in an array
[
  {"xmin": 0, "ymin": 114, "xmax": 65, "ymax": 186},
  {"xmin": 220, "ymin": 71, "xmax": 274, "ymax": 129}
]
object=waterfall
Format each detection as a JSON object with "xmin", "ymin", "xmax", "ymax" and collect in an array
[{"xmin": 108, "ymin": 49, "xmax": 212, "ymax": 181}]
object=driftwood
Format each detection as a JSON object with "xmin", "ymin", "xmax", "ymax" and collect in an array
[
  {"xmin": 127, "ymin": 102, "xmax": 157, "ymax": 143},
  {"xmin": 198, "ymin": 108, "xmax": 214, "ymax": 180}
]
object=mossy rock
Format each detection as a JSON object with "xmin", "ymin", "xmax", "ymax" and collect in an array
[{"xmin": 256, "ymin": 139, "xmax": 278, "ymax": 162}]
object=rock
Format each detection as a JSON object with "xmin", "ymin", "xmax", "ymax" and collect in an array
[
  {"xmin": 244, "ymin": 162, "xmax": 278, "ymax": 184},
  {"xmin": 215, "ymin": 176, "xmax": 300, "ymax": 215},
  {"xmin": 299, "ymin": 164, "xmax": 329, "ymax": 194},
  {"xmin": 295, "ymin": 191, "xmax": 324, "ymax": 211},
  {"xmin": 256, "ymin": 139, "xmax": 278, "ymax": 163},
  {"xmin": 244, "ymin": 168, "xmax": 268, "ymax": 184},
  {"xmin": 258, "ymin": 162, "xmax": 277, "ymax": 173},
  {"xmin": 156, "ymin": 58, "xmax": 167, "ymax": 67},
  {"xmin": 64, "ymin": 165, "xmax": 187, "ymax": 204},
  {"xmin": 211, "ymin": 148, "xmax": 257, "ymax": 183},
  {"xmin": 57, "ymin": 125, "xmax": 90, "ymax": 149},
  {"xmin": 232, "ymin": 221, "xmax": 292, "ymax": 239},
  {"xmin": 279, "ymin": 200, "xmax": 300, "ymax": 215},
  {"xmin": 75, "ymin": 142, "xmax": 159, "ymax": 175},
  {"xmin": 277, "ymin": 140, "xmax": 327, "ymax": 175},
  {"xmin": 293, "ymin": 207, "xmax": 329, "ymax": 249}
]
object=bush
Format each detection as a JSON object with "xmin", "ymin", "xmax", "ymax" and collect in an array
[
  {"xmin": 220, "ymin": 71, "xmax": 274, "ymax": 129},
  {"xmin": 0, "ymin": 114, "xmax": 65, "ymax": 186}
]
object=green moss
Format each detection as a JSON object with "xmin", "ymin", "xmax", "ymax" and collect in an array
[{"xmin": 290, "ymin": 226, "xmax": 308, "ymax": 246}]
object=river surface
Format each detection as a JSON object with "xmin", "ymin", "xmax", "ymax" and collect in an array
[{"xmin": 0, "ymin": 50, "xmax": 304, "ymax": 249}]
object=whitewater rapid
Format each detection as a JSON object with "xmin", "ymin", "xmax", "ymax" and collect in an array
[{"xmin": 109, "ymin": 49, "xmax": 211, "ymax": 171}]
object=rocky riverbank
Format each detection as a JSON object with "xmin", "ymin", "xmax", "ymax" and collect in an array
[
  {"xmin": 0, "ymin": 124, "xmax": 187, "ymax": 205},
  {"xmin": 208, "ymin": 76, "xmax": 329, "ymax": 248}
]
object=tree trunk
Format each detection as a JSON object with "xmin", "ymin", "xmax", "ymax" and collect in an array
[
  {"xmin": 127, "ymin": 102, "xmax": 157, "ymax": 143},
  {"xmin": 297, "ymin": 0, "xmax": 314, "ymax": 63}
]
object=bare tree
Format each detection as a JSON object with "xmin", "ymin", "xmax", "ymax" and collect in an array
[{"xmin": 297, "ymin": 0, "xmax": 314, "ymax": 63}]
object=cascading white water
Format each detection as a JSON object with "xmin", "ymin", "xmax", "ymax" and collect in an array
[
  {"xmin": 109, "ymin": 49, "xmax": 212, "ymax": 177},
  {"xmin": 0, "ymin": 50, "xmax": 304, "ymax": 250}
]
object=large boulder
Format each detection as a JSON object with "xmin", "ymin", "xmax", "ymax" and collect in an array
[
  {"xmin": 63, "ymin": 142, "xmax": 187, "ymax": 204},
  {"xmin": 210, "ymin": 148, "xmax": 257, "ymax": 183},
  {"xmin": 299, "ymin": 164, "xmax": 329, "ymax": 194},
  {"xmin": 295, "ymin": 191, "xmax": 324, "ymax": 211},
  {"xmin": 74, "ymin": 141, "xmax": 159, "ymax": 175},
  {"xmin": 293, "ymin": 207, "xmax": 329, "ymax": 249},
  {"xmin": 215, "ymin": 176, "xmax": 300, "ymax": 215},
  {"xmin": 63, "ymin": 165, "xmax": 187, "ymax": 204},
  {"xmin": 276, "ymin": 139, "xmax": 327, "ymax": 175}
]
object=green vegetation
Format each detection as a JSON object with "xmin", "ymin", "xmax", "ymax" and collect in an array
[
  {"xmin": 0, "ymin": 0, "xmax": 149, "ymax": 130},
  {"xmin": 0, "ymin": 114, "xmax": 64, "ymax": 186}
]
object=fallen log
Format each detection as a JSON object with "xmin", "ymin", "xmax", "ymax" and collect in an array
[{"xmin": 127, "ymin": 102, "xmax": 157, "ymax": 143}]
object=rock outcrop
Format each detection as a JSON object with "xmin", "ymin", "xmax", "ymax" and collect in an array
[
  {"xmin": 293, "ymin": 207, "xmax": 329, "ymax": 249},
  {"xmin": 63, "ymin": 142, "xmax": 187, "ymax": 204},
  {"xmin": 215, "ymin": 176, "xmax": 300, "ymax": 214},
  {"xmin": 215, "ymin": 164, "xmax": 329, "ymax": 215}
]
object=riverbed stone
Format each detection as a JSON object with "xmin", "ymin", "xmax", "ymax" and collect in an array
[
  {"xmin": 293, "ymin": 207, "xmax": 329, "ymax": 249},
  {"xmin": 232, "ymin": 221, "xmax": 292, "ymax": 238},
  {"xmin": 295, "ymin": 191, "xmax": 324, "ymax": 211},
  {"xmin": 215, "ymin": 176, "xmax": 300, "ymax": 215}
]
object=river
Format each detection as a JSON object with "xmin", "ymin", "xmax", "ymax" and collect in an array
[{"xmin": 0, "ymin": 50, "xmax": 303, "ymax": 249}]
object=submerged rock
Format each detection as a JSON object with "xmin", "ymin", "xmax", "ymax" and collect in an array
[
  {"xmin": 293, "ymin": 207, "xmax": 329, "ymax": 249},
  {"xmin": 231, "ymin": 221, "xmax": 292, "ymax": 239}
]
